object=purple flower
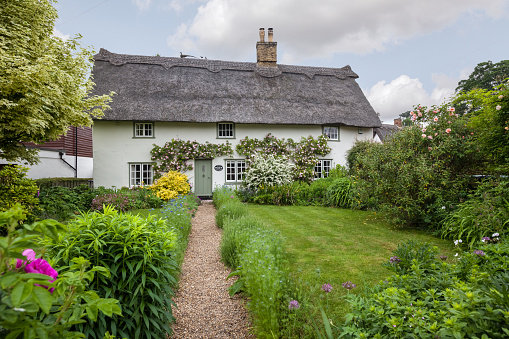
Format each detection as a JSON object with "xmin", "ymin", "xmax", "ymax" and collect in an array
[
  {"xmin": 389, "ymin": 256, "xmax": 401, "ymax": 264},
  {"xmin": 342, "ymin": 281, "xmax": 356, "ymax": 290},
  {"xmin": 16, "ymin": 250, "xmax": 58, "ymax": 293},
  {"xmin": 473, "ymin": 250, "xmax": 485, "ymax": 256},
  {"xmin": 289, "ymin": 300, "xmax": 300, "ymax": 310},
  {"xmin": 15, "ymin": 249, "xmax": 36, "ymax": 269},
  {"xmin": 481, "ymin": 237, "xmax": 490, "ymax": 243},
  {"xmin": 322, "ymin": 283, "xmax": 332, "ymax": 293}
]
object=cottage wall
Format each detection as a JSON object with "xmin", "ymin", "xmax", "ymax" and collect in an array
[{"xmin": 93, "ymin": 121, "xmax": 372, "ymax": 189}]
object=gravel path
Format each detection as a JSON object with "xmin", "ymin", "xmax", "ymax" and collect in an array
[{"xmin": 171, "ymin": 201, "xmax": 254, "ymax": 338}]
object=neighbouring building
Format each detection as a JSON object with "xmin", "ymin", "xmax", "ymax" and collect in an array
[
  {"xmin": 373, "ymin": 123, "xmax": 400, "ymax": 143},
  {"xmin": 0, "ymin": 126, "xmax": 93, "ymax": 179},
  {"xmin": 90, "ymin": 28, "xmax": 381, "ymax": 196}
]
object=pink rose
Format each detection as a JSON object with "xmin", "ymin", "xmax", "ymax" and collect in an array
[
  {"xmin": 428, "ymin": 135, "xmax": 433, "ymax": 140},
  {"xmin": 434, "ymin": 117, "xmax": 438, "ymax": 122},
  {"xmin": 446, "ymin": 128, "xmax": 451, "ymax": 133},
  {"xmin": 422, "ymin": 134, "xmax": 426, "ymax": 138}
]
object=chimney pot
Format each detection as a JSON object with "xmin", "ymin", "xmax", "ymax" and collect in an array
[
  {"xmin": 259, "ymin": 28, "xmax": 265, "ymax": 42},
  {"xmin": 268, "ymin": 28, "xmax": 273, "ymax": 42}
]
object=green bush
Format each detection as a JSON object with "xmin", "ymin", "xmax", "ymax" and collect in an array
[
  {"xmin": 440, "ymin": 179, "xmax": 509, "ymax": 248},
  {"xmin": 0, "ymin": 205, "xmax": 121, "ymax": 338},
  {"xmin": 0, "ymin": 165, "xmax": 38, "ymax": 218},
  {"xmin": 37, "ymin": 184, "xmax": 96, "ymax": 221},
  {"xmin": 349, "ymin": 103, "xmax": 484, "ymax": 228},
  {"xmin": 215, "ymin": 199, "xmax": 248, "ymax": 229},
  {"xmin": 44, "ymin": 206, "xmax": 180, "ymax": 339},
  {"xmin": 324, "ymin": 177, "xmax": 353, "ymax": 208},
  {"xmin": 341, "ymin": 238, "xmax": 509, "ymax": 339}
]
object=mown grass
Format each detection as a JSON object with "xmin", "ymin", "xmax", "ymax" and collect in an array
[{"xmin": 246, "ymin": 204, "xmax": 456, "ymax": 320}]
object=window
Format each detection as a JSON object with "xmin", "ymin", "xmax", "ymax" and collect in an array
[
  {"xmin": 314, "ymin": 160, "xmax": 332, "ymax": 179},
  {"xmin": 225, "ymin": 160, "xmax": 246, "ymax": 183},
  {"xmin": 358, "ymin": 128, "xmax": 363, "ymax": 134},
  {"xmin": 217, "ymin": 122, "xmax": 235, "ymax": 138},
  {"xmin": 323, "ymin": 126, "xmax": 339, "ymax": 141},
  {"xmin": 134, "ymin": 122, "xmax": 153, "ymax": 137},
  {"xmin": 130, "ymin": 163, "xmax": 153, "ymax": 186}
]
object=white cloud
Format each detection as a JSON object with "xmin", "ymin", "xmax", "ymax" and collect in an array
[
  {"xmin": 52, "ymin": 28, "xmax": 70, "ymax": 41},
  {"xmin": 364, "ymin": 73, "xmax": 460, "ymax": 123},
  {"xmin": 166, "ymin": 0, "xmax": 508, "ymax": 61},
  {"xmin": 132, "ymin": 0, "xmax": 152, "ymax": 11}
]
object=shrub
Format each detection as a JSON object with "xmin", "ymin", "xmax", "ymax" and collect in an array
[
  {"xmin": 325, "ymin": 177, "xmax": 353, "ymax": 208},
  {"xmin": 341, "ymin": 238, "xmax": 509, "ymax": 339},
  {"xmin": 350, "ymin": 104, "xmax": 484, "ymax": 228},
  {"xmin": 242, "ymin": 154, "xmax": 294, "ymax": 191},
  {"xmin": 37, "ymin": 184, "xmax": 96, "ymax": 221},
  {"xmin": 0, "ymin": 165, "xmax": 38, "ymax": 219},
  {"xmin": 440, "ymin": 179, "xmax": 509, "ymax": 248},
  {"xmin": 150, "ymin": 170, "xmax": 190, "ymax": 201},
  {"xmin": 0, "ymin": 205, "xmax": 121, "ymax": 338},
  {"xmin": 90, "ymin": 191, "xmax": 137, "ymax": 212},
  {"xmin": 44, "ymin": 206, "xmax": 179, "ymax": 339},
  {"xmin": 215, "ymin": 199, "xmax": 248, "ymax": 228}
]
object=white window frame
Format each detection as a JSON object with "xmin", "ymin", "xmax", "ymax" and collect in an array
[
  {"xmin": 225, "ymin": 159, "xmax": 246, "ymax": 183},
  {"xmin": 134, "ymin": 122, "xmax": 153, "ymax": 138},
  {"xmin": 314, "ymin": 159, "xmax": 332, "ymax": 179},
  {"xmin": 130, "ymin": 163, "xmax": 153, "ymax": 186},
  {"xmin": 217, "ymin": 122, "xmax": 235, "ymax": 139},
  {"xmin": 323, "ymin": 126, "xmax": 339, "ymax": 141}
]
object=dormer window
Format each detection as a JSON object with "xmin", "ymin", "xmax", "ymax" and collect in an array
[
  {"xmin": 323, "ymin": 126, "xmax": 339, "ymax": 141},
  {"xmin": 217, "ymin": 122, "xmax": 235, "ymax": 139}
]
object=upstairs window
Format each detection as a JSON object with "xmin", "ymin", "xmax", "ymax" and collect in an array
[
  {"xmin": 314, "ymin": 159, "xmax": 332, "ymax": 179},
  {"xmin": 134, "ymin": 122, "xmax": 153, "ymax": 137},
  {"xmin": 225, "ymin": 159, "xmax": 246, "ymax": 183},
  {"xmin": 130, "ymin": 163, "xmax": 153, "ymax": 186},
  {"xmin": 323, "ymin": 126, "xmax": 339, "ymax": 141},
  {"xmin": 217, "ymin": 122, "xmax": 235, "ymax": 138}
]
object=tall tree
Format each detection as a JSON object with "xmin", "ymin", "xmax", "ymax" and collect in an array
[
  {"xmin": 456, "ymin": 60, "xmax": 509, "ymax": 93},
  {"xmin": 0, "ymin": 0, "xmax": 113, "ymax": 164}
]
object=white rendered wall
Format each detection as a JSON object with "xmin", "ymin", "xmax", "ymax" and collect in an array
[
  {"xmin": 92, "ymin": 121, "xmax": 373, "ymax": 189},
  {"xmin": 0, "ymin": 150, "xmax": 93, "ymax": 179}
]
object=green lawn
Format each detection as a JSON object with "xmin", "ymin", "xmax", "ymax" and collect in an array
[{"xmin": 246, "ymin": 204, "xmax": 456, "ymax": 319}]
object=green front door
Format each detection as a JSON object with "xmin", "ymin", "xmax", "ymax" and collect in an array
[{"xmin": 194, "ymin": 159, "xmax": 212, "ymax": 197}]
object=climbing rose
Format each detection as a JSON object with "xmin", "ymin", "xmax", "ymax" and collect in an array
[
  {"xmin": 446, "ymin": 128, "xmax": 451, "ymax": 133},
  {"xmin": 496, "ymin": 105, "xmax": 502, "ymax": 110},
  {"xmin": 434, "ymin": 117, "xmax": 439, "ymax": 122}
]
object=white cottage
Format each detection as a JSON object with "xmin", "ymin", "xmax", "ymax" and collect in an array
[{"xmin": 91, "ymin": 28, "xmax": 381, "ymax": 196}]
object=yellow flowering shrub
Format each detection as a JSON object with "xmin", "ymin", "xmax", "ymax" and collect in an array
[{"xmin": 149, "ymin": 171, "xmax": 190, "ymax": 201}]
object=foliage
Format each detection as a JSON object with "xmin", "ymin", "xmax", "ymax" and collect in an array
[
  {"xmin": 212, "ymin": 185, "xmax": 237, "ymax": 209},
  {"xmin": 237, "ymin": 133, "xmax": 331, "ymax": 183},
  {"xmin": 150, "ymin": 139, "xmax": 233, "ymax": 174},
  {"xmin": 440, "ymin": 179, "xmax": 509, "ymax": 248},
  {"xmin": 456, "ymin": 60, "xmax": 509, "ymax": 92},
  {"xmin": 242, "ymin": 154, "xmax": 294, "ymax": 191},
  {"xmin": 324, "ymin": 177, "xmax": 353, "ymax": 208},
  {"xmin": 341, "ymin": 238, "xmax": 509, "ymax": 339},
  {"xmin": 0, "ymin": 166, "xmax": 39, "ymax": 221},
  {"xmin": 37, "ymin": 185, "xmax": 96, "ymax": 221},
  {"xmin": 149, "ymin": 170, "xmax": 190, "ymax": 201},
  {"xmin": 345, "ymin": 140, "xmax": 376, "ymax": 174},
  {"xmin": 44, "ymin": 206, "xmax": 180, "ymax": 339},
  {"xmin": 382, "ymin": 240, "xmax": 440, "ymax": 275},
  {"xmin": 0, "ymin": 205, "xmax": 121, "ymax": 338},
  {"xmin": 214, "ymin": 196, "xmax": 292, "ymax": 339},
  {"xmin": 90, "ymin": 192, "xmax": 137, "ymax": 213},
  {"xmin": 350, "ymin": 103, "xmax": 485, "ymax": 228},
  {"xmin": 0, "ymin": 0, "xmax": 113, "ymax": 164},
  {"xmin": 215, "ymin": 199, "xmax": 248, "ymax": 229},
  {"xmin": 453, "ymin": 80, "xmax": 509, "ymax": 173},
  {"xmin": 158, "ymin": 194, "xmax": 200, "ymax": 265}
]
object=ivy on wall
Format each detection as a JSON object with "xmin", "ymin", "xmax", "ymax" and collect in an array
[{"xmin": 150, "ymin": 133, "xmax": 331, "ymax": 182}]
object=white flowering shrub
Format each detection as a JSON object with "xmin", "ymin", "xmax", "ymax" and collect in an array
[{"xmin": 242, "ymin": 154, "xmax": 294, "ymax": 191}]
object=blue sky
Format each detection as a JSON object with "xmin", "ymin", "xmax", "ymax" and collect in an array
[{"xmin": 53, "ymin": 0, "xmax": 509, "ymax": 123}]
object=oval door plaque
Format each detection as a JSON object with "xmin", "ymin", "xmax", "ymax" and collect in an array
[{"xmin": 214, "ymin": 165, "xmax": 223, "ymax": 171}]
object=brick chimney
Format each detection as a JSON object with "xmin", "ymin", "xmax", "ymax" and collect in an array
[
  {"xmin": 394, "ymin": 118, "xmax": 402, "ymax": 128},
  {"xmin": 256, "ymin": 28, "xmax": 277, "ymax": 67}
]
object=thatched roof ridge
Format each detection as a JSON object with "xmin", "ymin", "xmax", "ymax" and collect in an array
[
  {"xmin": 373, "ymin": 124, "xmax": 400, "ymax": 141},
  {"xmin": 92, "ymin": 49, "xmax": 382, "ymax": 128}
]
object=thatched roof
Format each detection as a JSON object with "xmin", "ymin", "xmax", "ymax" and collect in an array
[
  {"xmin": 373, "ymin": 124, "xmax": 400, "ymax": 141},
  {"xmin": 91, "ymin": 49, "xmax": 381, "ymax": 128}
]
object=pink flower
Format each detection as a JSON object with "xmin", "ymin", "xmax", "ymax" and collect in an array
[
  {"xmin": 15, "ymin": 248, "xmax": 36, "ymax": 269},
  {"xmin": 434, "ymin": 117, "xmax": 438, "ymax": 122},
  {"xmin": 428, "ymin": 147, "xmax": 432, "ymax": 151},
  {"xmin": 418, "ymin": 112, "xmax": 422, "ymax": 117},
  {"xmin": 422, "ymin": 128, "xmax": 426, "ymax": 132},
  {"xmin": 428, "ymin": 135, "xmax": 433, "ymax": 140},
  {"xmin": 496, "ymin": 105, "xmax": 502, "ymax": 110},
  {"xmin": 448, "ymin": 121, "xmax": 452, "ymax": 124},
  {"xmin": 25, "ymin": 259, "xmax": 58, "ymax": 280},
  {"xmin": 498, "ymin": 95, "xmax": 504, "ymax": 99},
  {"xmin": 422, "ymin": 134, "xmax": 426, "ymax": 138},
  {"xmin": 446, "ymin": 128, "xmax": 451, "ymax": 133}
]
